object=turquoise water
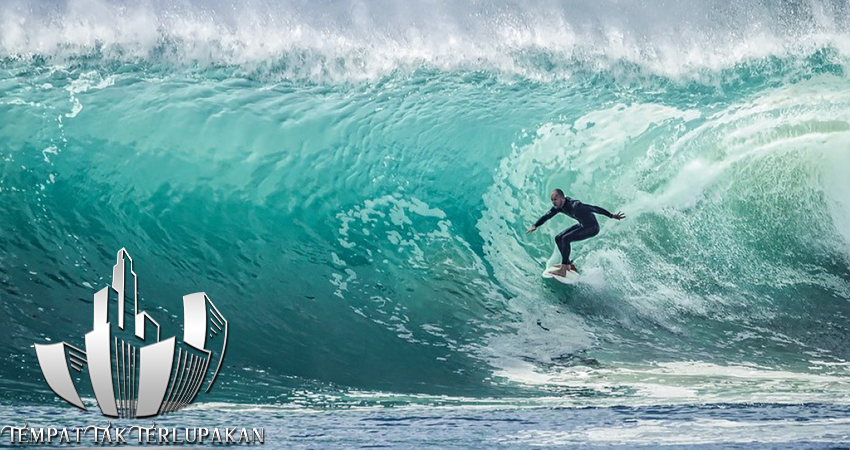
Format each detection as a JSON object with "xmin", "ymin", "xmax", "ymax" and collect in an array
[{"xmin": 2, "ymin": 0, "xmax": 850, "ymax": 446}]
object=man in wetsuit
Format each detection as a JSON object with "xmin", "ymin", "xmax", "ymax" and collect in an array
[{"xmin": 526, "ymin": 189, "xmax": 625, "ymax": 277}]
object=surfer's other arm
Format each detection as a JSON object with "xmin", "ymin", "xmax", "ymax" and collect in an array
[{"xmin": 526, "ymin": 207, "xmax": 557, "ymax": 233}]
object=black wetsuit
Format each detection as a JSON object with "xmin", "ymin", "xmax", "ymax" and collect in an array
[{"xmin": 534, "ymin": 198, "xmax": 614, "ymax": 265}]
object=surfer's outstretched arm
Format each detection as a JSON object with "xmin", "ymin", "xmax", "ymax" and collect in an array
[{"xmin": 587, "ymin": 204, "xmax": 625, "ymax": 220}]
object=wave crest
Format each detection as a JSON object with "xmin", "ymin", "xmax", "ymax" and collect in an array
[{"xmin": 4, "ymin": 0, "xmax": 850, "ymax": 83}]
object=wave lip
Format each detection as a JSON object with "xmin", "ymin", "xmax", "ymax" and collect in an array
[{"xmin": 4, "ymin": 0, "xmax": 850, "ymax": 82}]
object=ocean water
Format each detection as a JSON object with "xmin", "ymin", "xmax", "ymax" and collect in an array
[{"xmin": 2, "ymin": 0, "xmax": 850, "ymax": 447}]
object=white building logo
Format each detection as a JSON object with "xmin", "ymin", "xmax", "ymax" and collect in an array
[{"xmin": 34, "ymin": 249, "xmax": 228, "ymax": 418}]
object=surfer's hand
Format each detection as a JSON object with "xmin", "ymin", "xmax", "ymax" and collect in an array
[
  {"xmin": 612, "ymin": 212, "xmax": 626, "ymax": 220},
  {"xmin": 526, "ymin": 226, "xmax": 537, "ymax": 234}
]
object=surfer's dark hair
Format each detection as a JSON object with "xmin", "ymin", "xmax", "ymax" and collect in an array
[{"xmin": 551, "ymin": 188, "xmax": 565, "ymax": 197}]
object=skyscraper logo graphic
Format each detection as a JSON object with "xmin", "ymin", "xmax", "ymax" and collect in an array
[{"xmin": 34, "ymin": 249, "xmax": 228, "ymax": 418}]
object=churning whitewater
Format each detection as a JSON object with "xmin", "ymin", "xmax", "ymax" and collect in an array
[{"xmin": 1, "ymin": 0, "xmax": 850, "ymax": 414}]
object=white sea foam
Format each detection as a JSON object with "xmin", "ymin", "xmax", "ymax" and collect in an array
[{"xmin": 497, "ymin": 416, "xmax": 850, "ymax": 446}]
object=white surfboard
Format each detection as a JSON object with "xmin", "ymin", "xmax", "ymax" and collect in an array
[{"xmin": 542, "ymin": 266, "xmax": 580, "ymax": 284}]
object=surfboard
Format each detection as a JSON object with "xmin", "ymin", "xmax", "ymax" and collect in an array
[{"xmin": 542, "ymin": 266, "xmax": 580, "ymax": 284}]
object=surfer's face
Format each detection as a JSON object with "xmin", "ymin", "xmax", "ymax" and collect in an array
[{"xmin": 550, "ymin": 192, "xmax": 566, "ymax": 208}]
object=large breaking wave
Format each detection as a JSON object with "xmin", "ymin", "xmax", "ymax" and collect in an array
[{"xmin": 1, "ymin": 0, "xmax": 849, "ymax": 408}]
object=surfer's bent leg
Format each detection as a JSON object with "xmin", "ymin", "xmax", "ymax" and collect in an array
[
  {"xmin": 555, "ymin": 225, "xmax": 581, "ymax": 265},
  {"xmin": 555, "ymin": 224, "xmax": 600, "ymax": 264}
]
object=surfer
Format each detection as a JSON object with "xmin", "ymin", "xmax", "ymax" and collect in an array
[{"xmin": 526, "ymin": 189, "xmax": 625, "ymax": 277}]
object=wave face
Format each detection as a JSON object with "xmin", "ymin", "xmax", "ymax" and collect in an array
[{"xmin": 2, "ymin": 0, "xmax": 850, "ymax": 408}]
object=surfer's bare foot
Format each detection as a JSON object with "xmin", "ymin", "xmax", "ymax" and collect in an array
[{"xmin": 548, "ymin": 265, "xmax": 568, "ymax": 277}]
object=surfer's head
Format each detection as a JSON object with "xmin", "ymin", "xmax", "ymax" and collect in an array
[{"xmin": 550, "ymin": 189, "xmax": 566, "ymax": 208}]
